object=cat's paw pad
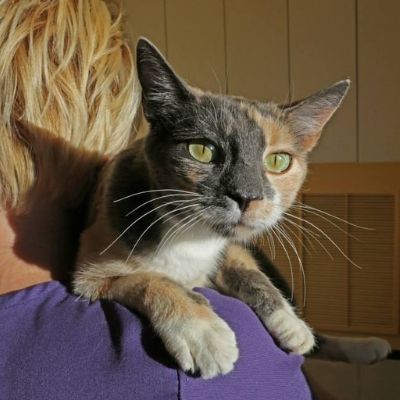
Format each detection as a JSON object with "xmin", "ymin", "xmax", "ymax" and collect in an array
[
  {"xmin": 160, "ymin": 315, "xmax": 239, "ymax": 379},
  {"xmin": 265, "ymin": 308, "xmax": 315, "ymax": 354}
]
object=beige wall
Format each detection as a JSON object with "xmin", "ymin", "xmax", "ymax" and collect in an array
[{"xmin": 122, "ymin": 0, "xmax": 400, "ymax": 163}]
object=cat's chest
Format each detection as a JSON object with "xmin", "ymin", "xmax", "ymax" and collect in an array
[{"xmin": 141, "ymin": 229, "xmax": 227, "ymax": 287}]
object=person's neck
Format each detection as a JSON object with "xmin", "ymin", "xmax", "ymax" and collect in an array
[{"xmin": 0, "ymin": 199, "xmax": 82, "ymax": 295}]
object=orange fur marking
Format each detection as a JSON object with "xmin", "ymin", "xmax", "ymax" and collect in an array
[
  {"xmin": 246, "ymin": 106, "xmax": 298, "ymax": 157},
  {"xmin": 223, "ymin": 243, "xmax": 260, "ymax": 271},
  {"xmin": 109, "ymin": 272, "xmax": 214, "ymax": 323}
]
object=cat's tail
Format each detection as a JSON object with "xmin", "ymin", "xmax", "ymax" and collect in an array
[{"xmin": 310, "ymin": 333, "xmax": 391, "ymax": 364}]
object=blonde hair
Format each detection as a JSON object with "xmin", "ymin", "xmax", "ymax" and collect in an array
[{"xmin": 0, "ymin": 0, "xmax": 140, "ymax": 209}]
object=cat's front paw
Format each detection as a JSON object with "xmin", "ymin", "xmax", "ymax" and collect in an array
[
  {"xmin": 264, "ymin": 308, "xmax": 315, "ymax": 354},
  {"xmin": 159, "ymin": 314, "xmax": 239, "ymax": 379}
]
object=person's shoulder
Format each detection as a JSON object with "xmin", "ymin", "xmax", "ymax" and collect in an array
[
  {"xmin": 0, "ymin": 280, "xmax": 61, "ymax": 311},
  {"xmin": 0, "ymin": 282, "xmax": 312, "ymax": 400},
  {"xmin": 0, "ymin": 281, "xmax": 179, "ymax": 400}
]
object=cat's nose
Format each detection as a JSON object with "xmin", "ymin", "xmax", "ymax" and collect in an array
[{"xmin": 229, "ymin": 192, "xmax": 263, "ymax": 213}]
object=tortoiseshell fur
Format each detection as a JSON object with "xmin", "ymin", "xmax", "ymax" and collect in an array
[{"xmin": 73, "ymin": 39, "xmax": 351, "ymax": 379}]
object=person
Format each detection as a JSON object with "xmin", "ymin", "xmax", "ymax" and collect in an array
[{"xmin": 0, "ymin": 1, "xmax": 312, "ymax": 398}]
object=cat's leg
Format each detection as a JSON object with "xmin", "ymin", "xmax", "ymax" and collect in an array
[
  {"xmin": 311, "ymin": 334, "xmax": 391, "ymax": 364},
  {"xmin": 74, "ymin": 264, "xmax": 238, "ymax": 379},
  {"xmin": 213, "ymin": 243, "xmax": 315, "ymax": 355}
]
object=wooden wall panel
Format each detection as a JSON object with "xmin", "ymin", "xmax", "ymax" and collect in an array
[
  {"xmin": 349, "ymin": 195, "xmax": 396, "ymax": 333},
  {"xmin": 358, "ymin": 0, "xmax": 400, "ymax": 162},
  {"xmin": 303, "ymin": 164, "xmax": 400, "ymax": 345},
  {"xmin": 225, "ymin": 0, "xmax": 289, "ymax": 102},
  {"xmin": 289, "ymin": 0, "xmax": 357, "ymax": 163},
  {"xmin": 122, "ymin": 0, "xmax": 166, "ymax": 53},
  {"xmin": 165, "ymin": 0, "xmax": 226, "ymax": 93}
]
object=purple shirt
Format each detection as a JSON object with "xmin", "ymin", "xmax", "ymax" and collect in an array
[{"xmin": 0, "ymin": 281, "xmax": 311, "ymax": 399}]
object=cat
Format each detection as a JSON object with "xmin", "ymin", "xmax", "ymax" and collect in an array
[{"xmin": 73, "ymin": 38, "xmax": 350, "ymax": 379}]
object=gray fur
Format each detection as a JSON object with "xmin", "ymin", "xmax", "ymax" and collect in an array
[{"xmin": 217, "ymin": 266, "xmax": 284, "ymax": 316}]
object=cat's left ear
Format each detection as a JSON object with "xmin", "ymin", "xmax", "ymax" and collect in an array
[
  {"xmin": 136, "ymin": 38, "xmax": 194, "ymax": 126},
  {"xmin": 284, "ymin": 80, "xmax": 350, "ymax": 152}
]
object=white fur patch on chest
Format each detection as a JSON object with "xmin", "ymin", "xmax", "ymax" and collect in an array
[{"xmin": 140, "ymin": 227, "xmax": 227, "ymax": 287}]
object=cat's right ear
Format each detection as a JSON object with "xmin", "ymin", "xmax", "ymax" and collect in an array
[
  {"xmin": 283, "ymin": 80, "xmax": 350, "ymax": 152},
  {"xmin": 136, "ymin": 38, "xmax": 193, "ymax": 125}
]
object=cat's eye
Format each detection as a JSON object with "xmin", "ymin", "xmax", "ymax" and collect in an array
[
  {"xmin": 264, "ymin": 153, "xmax": 292, "ymax": 173},
  {"xmin": 188, "ymin": 143, "xmax": 216, "ymax": 164}
]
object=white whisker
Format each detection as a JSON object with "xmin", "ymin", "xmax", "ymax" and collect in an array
[
  {"xmin": 125, "ymin": 193, "xmax": 204, "ymax": 217},
  {"xmin": 270, "ymin": 225, "xmax": 294, "ymax": 301},
  {"xmin": 100, "ymin": 200, "xmax": 199, "ymax": 255},
  {"xmin": 263, "ymin": 233, "xmax": 274, "ymax": 258},
  {"xmin": 291, "ymin": 205, "xmax": 361, "ymax": 241},
  {"xmin": 155, "ymin": 208, "xmax": 210, "ymax": 257},
  {"xmin": 280, "ymin": 219, "xmax": 313, "ymax": 256},
  {"xmin": 281, "ymin": 215, "xmax": 333, "ymax": 260},
  {"xmin": 293, "ymin": 202, "xmax": 373, "ymax": 231},
  {"xmin": 275, "ymin": 223, "xmax": 307, "ymax": 307},
  {"xmin": 125, "ymin": 203, "xmax": 201, "ymax": 262},
  {"xmin": 155, "ymin": 211, "xmax": 197, "ymax": 256},
  {"xmin": 284, "ymin": 211, "xmax": 362, "ymax": 269},
  {"xmin": 114, "ymin": 188, "xmax": 201, "ymax": 203},
  {"xmin": 170, "ymin": 209, "xmax": 209, "ymax": 243}
]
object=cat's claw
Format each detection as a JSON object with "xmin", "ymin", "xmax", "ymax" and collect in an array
[
  {"xmin": 264, "ymin": 307, "xmax": 315, "ymax": 355},
  {"xmin": 159, "ymin": 314, "xmax": 239, "ymax": 379}
]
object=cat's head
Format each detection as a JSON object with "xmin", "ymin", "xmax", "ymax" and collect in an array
[{"xmin": 136, "ymin": 38, "xmax": 349, "ymax": 242}]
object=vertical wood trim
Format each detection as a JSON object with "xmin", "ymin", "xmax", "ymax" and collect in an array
[
  {"xmin": 163, "ymin": 0, "xmax": 168, "ymax": 58},
  {"xmin": 222, "ymin": 0, "xmax": 228, "ymax": 94},
  {"xmin": 122, "ymin": 0, "xmax": 167, "ymax": 53},
  {"xmin": 224, "ymin": 0, "xmax": 289, "ymax": 102},
  {"xmin": 394, "ymin": 192, "xmax": 400, "ymax": 333},
  {"xmin": 357, "ymin": 0, "xmax": 400, "ymax": 162},
  {"xmin": 165, "ymin": 0, "xmax": 226, "ymax": 93},
  {"xmin": 288, "ymin": 0, "xmax": 357, "ymax": 163},
  {"xmin": 286, "ymin": 0, "xmax": 292, "ymax": 101},
  {"xmin": 354, "ymin": 0, "xmax": 360, "ymax": 163}
]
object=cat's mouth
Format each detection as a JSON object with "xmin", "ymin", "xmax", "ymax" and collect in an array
[
  {"xmin": 236, "ymin": 217, "xmax": 258, "ymax": 231},
  {"xmin": 195, "ymin": 196, "xmax": 282, "ymax": 241},
  {"xmin": 207, "ymin": 206, "xmax": 282, "ymax": 242},
  {"xmin": 206, "ymin": 215, "xmax": 266, "ymax": 242},
  {"xmin": 234, "ymin": 219, "xmax": 256, "ymax": 233}
]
